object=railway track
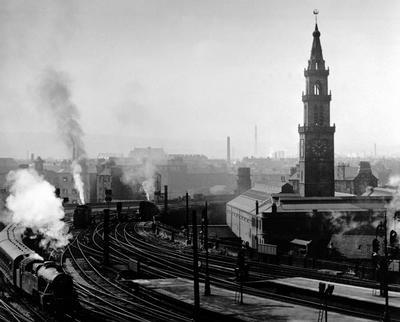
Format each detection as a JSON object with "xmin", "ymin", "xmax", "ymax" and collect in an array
[
  {"xmin": 100, "ymin": 220, "xmax": 391, "ymax": 321},
  {"xmin": 62, "ymin": 228, "xmax": 193, "ymax": 322}
]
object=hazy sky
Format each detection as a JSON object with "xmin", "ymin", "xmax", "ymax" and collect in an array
[{"xmin": 1, "ymin": 0, "xmax": 400, "ymax": 159}]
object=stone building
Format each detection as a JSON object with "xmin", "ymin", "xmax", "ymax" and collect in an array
[
  {"xmin": 226, "ymin": 19, "xmax": 390, "ymax": 260},
  {"xmin": 335, "ymin": 161, "xmax": 378, "ymax": 196}
]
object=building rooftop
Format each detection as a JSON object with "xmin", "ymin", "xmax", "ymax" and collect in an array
[
  {"xmin": 362, "ymin": 186, "xmax": 397, "ymax": 197},
  {"xmin": 265, "ymin": 195, "xmax": 390, "ymax": 214},
  {"xmin": 227, "ymin": 183, "xmax": 280, "ymax": 214}
]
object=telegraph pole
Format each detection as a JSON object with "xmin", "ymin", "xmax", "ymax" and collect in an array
[
  {"xmin": 192, "ymin": 210, "xmax": 200, "ymax": 319},
  {"xmin": 383, "ymin": 211, "xmax": 390, "ymax": 322},
  {"xmin": 203, "ymin": 202, "xmax": 211, "ymax": 296},
  {"xmin": 186, "ymin": 192, "xmax": 190, "ymax": 243}
]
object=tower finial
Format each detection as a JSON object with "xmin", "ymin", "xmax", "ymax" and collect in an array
[{"xmin": 313, "ymin": 9, "xmax": 319, "ymax": 24}]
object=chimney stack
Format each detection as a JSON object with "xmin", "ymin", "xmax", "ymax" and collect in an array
[
  {"xmin": 254, "ymin": 125, "xmax": 258, "ymax": 157},
  {"xmin": 227, "ymin": 136, "xmax": 231, "ymax": 164},
  {"xmin": 237, "ymin": 167, "xmax": 251, "ymax": 194}
]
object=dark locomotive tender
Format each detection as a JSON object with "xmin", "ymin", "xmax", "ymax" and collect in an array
[
  {"xmin": 139, "ymin": 200, "xmax": 160, "ymax": 221},
  {"xmin": 0, "ymin": 224, "xmax": 75, "ymax": 313},
  {"xmin": 73, "ymin": 204, "xmax": 93, "ymax": 228}
]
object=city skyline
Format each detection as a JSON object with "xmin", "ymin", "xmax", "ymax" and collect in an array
[{"xmin": 0, "ymin": 1, "xmax": 400, "ymax": 159}]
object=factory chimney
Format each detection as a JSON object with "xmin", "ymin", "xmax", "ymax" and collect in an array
[
  {"xmin": 254, "ymin": 125, "xmax": 258, "ymax": 157},
  {"xmin": 227, "ymin": 136, "xmax": 231, "ymax": 164}
]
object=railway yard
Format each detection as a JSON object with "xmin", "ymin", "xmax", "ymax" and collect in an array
[{"xmin": 0, "ymin": 205, "xmax": 399, "ymax": 321}]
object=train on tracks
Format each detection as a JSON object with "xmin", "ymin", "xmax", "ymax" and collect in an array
[
  {"xmin": 72, "ymin": 201, "xmax": 160, "ymax": 228},
  {"xmin": 0, "ymin": 223, "xmax": 76, "ymax": 313}
]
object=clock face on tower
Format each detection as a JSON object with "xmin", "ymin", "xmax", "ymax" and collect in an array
[{"xmin": 311, "ymin": 139, "xmax": 328, "ymax": 159}]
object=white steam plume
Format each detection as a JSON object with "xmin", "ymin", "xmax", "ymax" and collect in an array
[
  {"xmin": 385, "ymin": 175, "xmax": 400, "ymax": 231},
  {"xmin": 5, "ymin": 169, "xmax": 71, "ymax": 249},
  {"xmin": 122, "ymin": 160, "xmax": 156, "ymax": 200},
  {"xmin": 38, "ymin": 68, "xmax": 86, "ymax": 204},
  {"xmin": 142, "ymin": 161, "xmax": 155, "ymax": 200},
  {"xmin": 72, "ymin": 161, "xmax": 85, "ymax": 204}
]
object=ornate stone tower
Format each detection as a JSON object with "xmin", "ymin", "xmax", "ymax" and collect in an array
[{"xmin": 298, "ymin": 22, "xmax": 335, "ymax": 197}]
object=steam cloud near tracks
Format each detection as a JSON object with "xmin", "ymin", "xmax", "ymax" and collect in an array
[{"xmin": 4, "ymin": 168, "xmax": 71, "ymax": 249}]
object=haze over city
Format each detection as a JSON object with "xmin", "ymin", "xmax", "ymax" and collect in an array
[{"xmin": 1, "ymin": 0, "xmax": 400, "ymax": 159}]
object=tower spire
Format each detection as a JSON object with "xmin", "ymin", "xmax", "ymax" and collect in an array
[
  {"xmin": 308, "ymin": 10, "xmax": 324, "ymax": 70},
  {"xmin": 313, "ymin": 9, "xmax": 319, "ymax": 24}
]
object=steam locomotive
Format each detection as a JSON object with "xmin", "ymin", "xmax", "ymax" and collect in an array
[
  {"xmin": 73, "ymin": 204, "xmax": 93, "ymax": 229},
  {"xmin": 139, "ymin": 200, "xmax": 160, "ymax": 221},
  {"xmin": 0, "ymin": 223, "xmax": 75, "ymax": 313}
]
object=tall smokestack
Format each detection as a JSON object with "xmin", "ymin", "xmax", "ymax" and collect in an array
[
  {"xmin": 227, "ymin": 136, "xmax": 231, "ymax": 164},
  {"xmin": 254, "ymin": 125, "xmax": 258, "ymax": 157}
]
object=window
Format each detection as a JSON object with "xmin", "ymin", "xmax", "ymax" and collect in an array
[
  {"xmin": 300, "ymin": 139, "xmax": 304, "ymax": 158},
  {"xmin": 313, "ymin": 82, "xmax": 321, "ymax": 95}
]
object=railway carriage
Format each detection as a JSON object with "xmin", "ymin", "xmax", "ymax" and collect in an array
[{"xmin": 0, "ymin": 224, "xmax": 75, "ymax": 312}]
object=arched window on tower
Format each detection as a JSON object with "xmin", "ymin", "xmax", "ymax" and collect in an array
[{"xmin": 313, "ymin": 82, "xmax": 321, "ymax": 95}]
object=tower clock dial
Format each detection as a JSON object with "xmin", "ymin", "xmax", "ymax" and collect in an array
[{"xmin": 311, "ymin": 139, "xmax": 328, "ymax": 158}]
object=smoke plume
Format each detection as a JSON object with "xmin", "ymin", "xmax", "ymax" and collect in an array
[
  {"xmin": 123, "ymin": 160, "xmax": 156, "ymax": 200},
  {"xmin": 38, "ymin": 68, "xmax": 86, "ymax": 203},
  {"xmin": 5, "ymin": 168, "xmax": 71, "ymax": 249}
]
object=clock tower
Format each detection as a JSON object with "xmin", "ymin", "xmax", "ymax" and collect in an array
[{"xmin": 298, "ymin": 22, "xmax": 335, "ymax": 197}]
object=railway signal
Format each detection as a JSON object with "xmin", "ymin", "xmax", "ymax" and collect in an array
[
  {"xmin": 372, "ymin": 238, "xmax": 380, "ymax": 253},
  {"xmin": 105, "ymin": 189, "xmax": 112, "ymax": 202},
  {"xmin": 235, "ymin": 248, "xmax": 248, "ymax": 304},
  {"xmin": 390, "ymin": 230, "xmax": 397, "ymax": 247}
]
